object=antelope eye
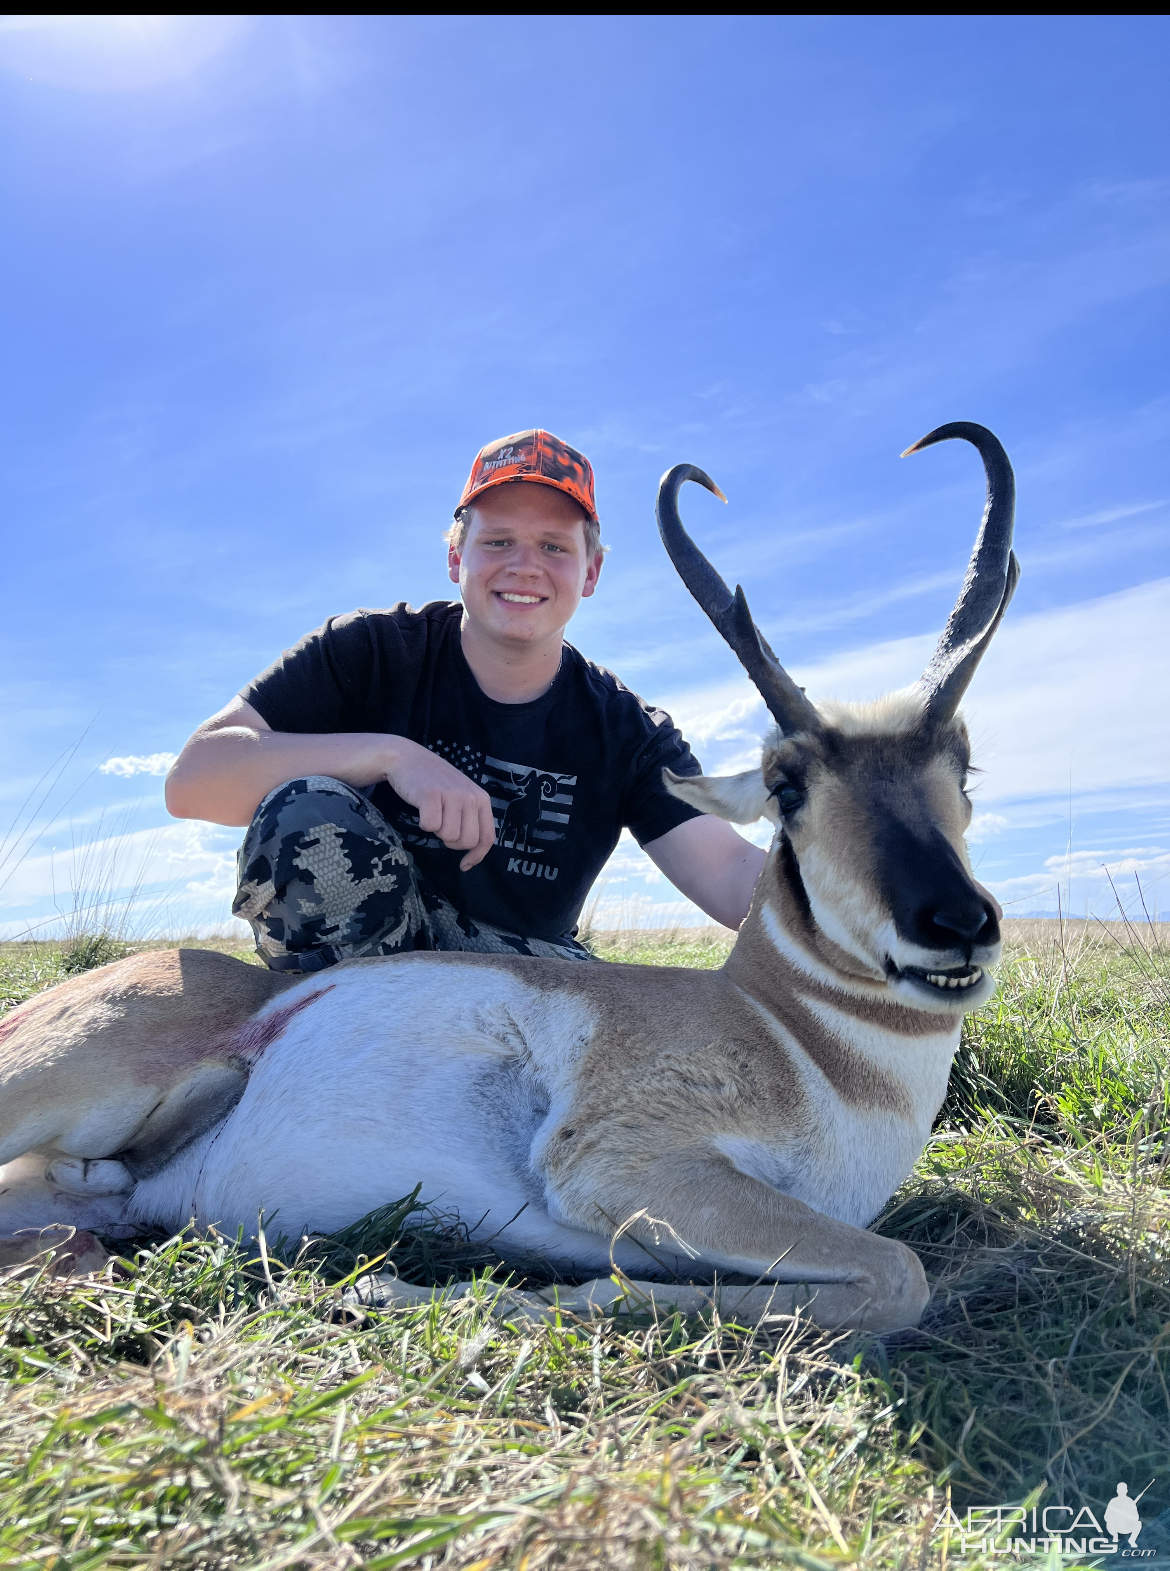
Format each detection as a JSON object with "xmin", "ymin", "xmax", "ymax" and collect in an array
[{"xmin": 772, "ymin": 784, "xmax": 805, "ymax": 814}]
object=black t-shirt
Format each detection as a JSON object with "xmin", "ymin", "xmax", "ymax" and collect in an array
[{"xmin": 240, "ymin": 601, "xmax": 704, "ymax": 940}]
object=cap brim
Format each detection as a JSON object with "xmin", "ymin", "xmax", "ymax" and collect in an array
[{"xmin": 457, "ymin": 470, "xmax": 598, "ymax": 523}]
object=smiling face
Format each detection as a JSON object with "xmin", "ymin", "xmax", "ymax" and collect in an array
[{"xmin": 448, "ymin": 481, "xmax": 604, "ymax": 649}]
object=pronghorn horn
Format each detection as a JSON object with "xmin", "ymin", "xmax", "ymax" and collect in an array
[
  {"xmin": 903, "ymin": 422, "xmax": 1021, "ymax": 726},
  {"xmin": 656, "ymin": 464, "xmax": 825, "ymax": 737}
]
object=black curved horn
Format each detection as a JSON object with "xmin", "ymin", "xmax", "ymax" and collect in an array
[
  {"xmin": 904, "ymin": 422, "xmax": 1021, "ymax": 726},
  {"xmin": 656, "ymin": 464, "xmax": 824, "ymax": 737}
]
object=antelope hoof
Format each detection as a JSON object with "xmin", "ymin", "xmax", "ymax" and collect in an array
[
  {"xmin": 45, "ymin": 1157, "xmax": 134, "ymax": 1197},
  {"xmin": 0, "ymin": 1227, "xmax": 110, "ymax": 1278},
  {"xmin": 881, "ymin": 1242, "xmax": 930, "ymax": 1331}
]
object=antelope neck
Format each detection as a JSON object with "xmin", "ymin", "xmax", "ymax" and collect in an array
[{"xmin": 725, "ymin": 840, "xmax": 953, "ymax": 1041}]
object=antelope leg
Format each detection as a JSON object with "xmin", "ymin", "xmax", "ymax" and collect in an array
[{"xmin": 561, "ymin": 1149, "xmax": 929, "ymax": 1334}]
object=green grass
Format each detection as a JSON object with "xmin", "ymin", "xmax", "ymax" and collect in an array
[{"xmin": 1, "ymin": 922, "xmax": 1168, "ymax": 1567}]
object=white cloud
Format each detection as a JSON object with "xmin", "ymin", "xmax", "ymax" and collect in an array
[
  {"xmin": 772, "ymin": 570, "xmax": 960, "ymax": 638},
  {"xmin": 960, "ymin": 579, "xmax": 1170, "ymax": 802},
  {"xmin": 0, "ymin": 820, "xmax": 243, "ymax": 939},
  {"xmin": 668, "ymin": 689, "xmax": 763, "ymax": 750},
  {"xmin": 655, "ymin": 576, "xmax": 1170, "ymax": 804},
  {"xmin": 987, "ymin": 846, "xmax": 1170, "ymax": 918},
  {"xmin": 100, "ymin": 752, "xmax": 177, "ymax": 778},
  {"xmin": 1054, "ymin": 500, "xmax": 1166, "ymax": 531},
  {"xmin": 1045, "ymin": 846, "xmax": 1170, "ymax": 880},
  {"xmin": 967, "ymin": 812, "xmax": 1009, "ymax": 843},
  {"xmin": 605, "ymin": 835, "xmax": 664, "ymax": 883}
]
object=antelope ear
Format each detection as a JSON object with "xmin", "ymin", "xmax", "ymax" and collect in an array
[{"xmin": 664, "ymin": 767, "xmax": 772, "ymax": 824}]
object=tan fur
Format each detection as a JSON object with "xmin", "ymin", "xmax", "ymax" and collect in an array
[{"xmin": 0, "ymin": 950, "xmax": 293, "ymax": 1169}]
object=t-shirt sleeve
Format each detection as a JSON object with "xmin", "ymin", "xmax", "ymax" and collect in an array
[
  {"xmin": 621, "ymin": 704, "xmax": 706, "ymax": 847},
  {"xmin": 239, "ymin": 612, "xmax": 382, "ymax": 734}
]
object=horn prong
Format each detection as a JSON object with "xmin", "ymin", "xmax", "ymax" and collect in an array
[{"xmin": 656, "ymin": 465, "xmax": 823, "ymax": 737}]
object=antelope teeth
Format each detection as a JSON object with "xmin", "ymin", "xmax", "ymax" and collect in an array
[{"xmin": 923, "ymin": 968, "xmax": 982, "ymax": 990}]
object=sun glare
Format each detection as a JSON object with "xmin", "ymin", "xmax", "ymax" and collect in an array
[{"xmin": 0, "ymin": 15, "xmax": 245, "ymax": 91}]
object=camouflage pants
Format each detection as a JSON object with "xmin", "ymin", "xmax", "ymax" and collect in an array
[{"xmin": 232, "ymin": 776, "xmax": 594, "ymax": 973}]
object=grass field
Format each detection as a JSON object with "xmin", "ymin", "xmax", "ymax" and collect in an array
[{"xmin": 1, "ymin": 920, "xmax": 1168, "ymax": 1568}]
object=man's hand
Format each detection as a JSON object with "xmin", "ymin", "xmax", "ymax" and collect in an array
[
  {"xmin": 166, "ymin": 700, "xmax": 499, "ymax": 867},
  {"xmin": 383, "ymin": 737, "xmax": 497, "ymax": 871}
]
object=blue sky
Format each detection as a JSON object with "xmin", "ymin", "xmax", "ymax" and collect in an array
[{"xmin": 1, "ymin": 15, "xmax": 1168, "ymax": 937}]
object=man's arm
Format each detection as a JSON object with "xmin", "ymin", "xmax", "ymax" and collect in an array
[
  {"xmin": 165, "ymin": 698, "xmax": 498, "ymax": 870},
  {"xmin": 642, "ymin": 815, "xmax": 766, "ymax": 930}
]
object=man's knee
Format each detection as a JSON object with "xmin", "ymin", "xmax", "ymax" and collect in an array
[
  {"xmin": 262, "ymin": 776, "xmax": 365, "ymax": 808},
  {"xmin": 233, "ymin": 773, "xmax": 424, "ymax": 968},
  {"xmin": 248, "ymin": 776, "xmax": 370, "ymax": 841}
]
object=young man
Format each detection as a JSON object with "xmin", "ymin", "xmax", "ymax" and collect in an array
[{"xmin": 167, "ymin": 430, "xmax": 765, "ymax": 971}]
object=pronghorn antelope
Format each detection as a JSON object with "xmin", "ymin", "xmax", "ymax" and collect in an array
[{"xmin": 0, "ymin": 423, "xmax": 1018, "ymax": 1332}]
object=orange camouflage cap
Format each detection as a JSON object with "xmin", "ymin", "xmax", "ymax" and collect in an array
[{"xmin": 457, "ymin": 429, "xmax": 597, "ymax": 522}]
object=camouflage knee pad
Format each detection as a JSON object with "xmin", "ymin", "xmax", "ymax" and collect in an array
[
  {"xmin": 233, "ymin": 777, "xmax": 595, "ymax": 972},
  {"xmin": 233, "ymin": 777, "xmax": 430, "ymax": 972}
]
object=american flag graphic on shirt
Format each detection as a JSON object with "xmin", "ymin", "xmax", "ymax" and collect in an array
[{"xmin": 398, "ymin": 739, "xmax": 575, "ymax": 861}]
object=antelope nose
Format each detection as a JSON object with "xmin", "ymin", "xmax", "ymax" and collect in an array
[{"xmin": 928, "ymin": 898, "xmax": 999, "ymax": 946}]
